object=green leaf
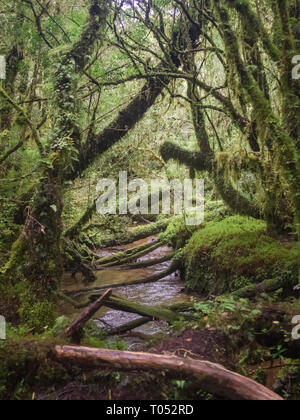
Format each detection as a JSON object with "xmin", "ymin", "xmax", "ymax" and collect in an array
[{"xmin": 50, "ymin": 204, "xmax": 57, "ymax": 213}]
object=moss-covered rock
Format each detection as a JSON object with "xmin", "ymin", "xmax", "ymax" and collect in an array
[{"xmin": 183, "ymin": 215, "xmax": 299, "ymax": 295}]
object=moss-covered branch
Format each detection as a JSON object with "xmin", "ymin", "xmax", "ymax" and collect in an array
[
  {"xmin": 0, "ymin": 87, "xmax": 45, "ymax": 156},
  {"xmin": 225, "ymin": 0, "xmax": 280, "ymax": 61},
  {"xmin": 160, "ymin": 142, "xmax": 211, "ymax": 171},
  {"xmin": 216, "ymin": 1, "xmax": 300, "ymax": 239}
]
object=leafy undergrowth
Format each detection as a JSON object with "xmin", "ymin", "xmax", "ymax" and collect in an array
[
  {"xmin": 1, "ymin": 296, "xmax": 299, "ymax": 400},
  {"xmin": 186, "ymin": 294, "xmax": 300, "ymax": 399},
  {"xmin": 182, "ymin": 215, "xmax": 299, "ymax": 295},
  {"xmin": 0, "ymin": 323, "xmax": 215, "ymax": 401}
]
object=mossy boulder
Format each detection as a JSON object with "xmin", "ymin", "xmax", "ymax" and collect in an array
[{"xmin": 182, "ymin": 215, "xmax": 299, "ymax": 295}]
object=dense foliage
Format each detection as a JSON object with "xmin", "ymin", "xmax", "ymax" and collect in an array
[{"xmin": 0, "ymin": 0, "xmax": 299, "ymax": 401}]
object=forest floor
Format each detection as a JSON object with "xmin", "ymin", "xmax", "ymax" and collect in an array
[
  {"xmin": 38, "ymin": 328, "xmax": 232, "ymax": 400},
  {"xmin": 1, "ymin": 224, "xmax": 299, "ymax": 400},
  {"xmin": 37, "ymin": 229, "xmax": 300, "ymax": 401}
]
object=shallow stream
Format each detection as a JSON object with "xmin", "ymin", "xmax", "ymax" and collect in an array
[{"xmin": 61, "ymin": 236, "xmax": 190, "ymax": 349}]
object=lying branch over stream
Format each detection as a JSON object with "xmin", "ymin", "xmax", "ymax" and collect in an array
[
  {"xmin": 67, "ymin": 261, "xmax": 179, "ymax": 296},
  {"xmin": 102, "ymin": 294, "xmax": 184, "ymax": 323},
  {"xmin": 94, "ymin": 218, "xmax": 172, "ymax": 249},
  {"xmin": 106, "ymin": 317, "xmax": 152, "ymax": 336},
  {"xmin": 122, "ymin": 253, "xmax": 174, "ymax": 269},
  {"xmin": 59, "ymin": 289, "xmax": 191, "ymax": 324},
  {"xmin": 95, "ymin": 240, "xmax": 164, "ymax": 268},
  {"xmin": 65, "ymin": 289, "xmax": 112, "ymax": 342},
  {"xmin": 54, "ymin": 346, "xmax": 283, "ymax": 400}
]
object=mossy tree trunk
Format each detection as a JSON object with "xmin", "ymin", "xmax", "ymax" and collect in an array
[
  {"xmin": 0, "ymin": 3, "xmax": 24, "ymax": 132},
  {"xmin": 4, "ymin": 1, "xmax": 109, "ymax": 312},
  {"xmin": 158, "ymin": 0, "xmax": 299, "ymax": 243}
]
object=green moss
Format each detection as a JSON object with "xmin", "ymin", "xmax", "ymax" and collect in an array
[
  {"xmin": 183, "ymin": 215, "xmax": 299, "ymax": 295},
  {"xmin": 160, "ymin": 201, "xmax": 230, "ymax": 249},
  {"xmin": 50, "ymin": 316, "xmax": 70, "ymax": 336},
  {"xmin": 19, "ymin": 299, "xmax": 57, "ymax": 333},
  {"xmin": 275, "ymin": 360, "xmax": 300, "ymax": 400},
  {"xmin": 160, "ymin": 216, "xmax": 196, "ymax": 249},
  {"xmin": 0, "ymin": 334, "xmax": 69, "ymax": 400}
]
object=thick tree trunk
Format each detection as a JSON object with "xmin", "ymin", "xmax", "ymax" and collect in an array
[
  {"xmin": 69, "ymin": 74, "xmax": 171, "ymax": 179},
  {"xmin": 0, "ymin": 4, "xmax": 24, "ymax": 132},
  {"xmin": 54, "ymin": 346, "xmax": 283, "ymax": 400},
  {"xmin": 4, "ymin": 1, "xmax": 109, "ymax": 311}
]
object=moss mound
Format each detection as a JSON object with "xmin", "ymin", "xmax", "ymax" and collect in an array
[
  {"xmin": 0, "ymin": 336, "xmax": 69, "ymax": 400},
  {"xmin": 183, "ymin": 215, "xmax": 299, "ymax": 295}
]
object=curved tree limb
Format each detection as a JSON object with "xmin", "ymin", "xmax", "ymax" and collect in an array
[{"xmin": 55, "ymin": 345, "xmax": 283, "ymax": 400}]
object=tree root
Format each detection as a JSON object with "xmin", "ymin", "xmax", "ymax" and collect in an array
[{"xmin": 64, "ymin": 240, "xmax": 96, "ymax": 283}]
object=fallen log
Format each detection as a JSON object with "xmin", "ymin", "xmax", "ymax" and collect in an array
[
  {"xmin": 57, "ymin": 291, "xmax": 88, "ymax": 309},
  {"xmin": 97, "ymin": 241, "xmax": 164, "ymax": 268},
  {"xmin": 59, "ymin": 291, "xmax": 189, "ymax": 324},
  {"xmin": 103, "ymin": 294, "xmax": 189, "ymax": 323},
  {"xmin": 94, "ymin": 240, "xmax": 160, "ymax": 266},
  {"xmin": 107, "ymin": 317, "xmax": 152, "ymax": 336},
  {"xmin": 231, "ymin": 278, "xmax": 288, "ymax": 299},
  {"xmin": 168, "ymin": 301, "xmax": 194, "ymax": 312},
  {"xmin": 65, "ymin": 289, "xmax": 112, "ymax": 342},
  {"xmin": 122, "ymin": 253, "xmax": 174, "ymax": 270},
  {"xmin": 97, "ymin": 218, "xmax": 172, "ymax": 248},
  {"xmin": 68, "ymin": 261, "xmax": 179, "ymax": 296},
  {"xmin": 54, "ymin": 346, "xmax": 284, "ymax": 400}
]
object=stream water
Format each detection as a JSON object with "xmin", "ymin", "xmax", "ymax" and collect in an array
[{"xmin": 61, "ymin": 236, "xmax": 190, "ymax": 349}]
